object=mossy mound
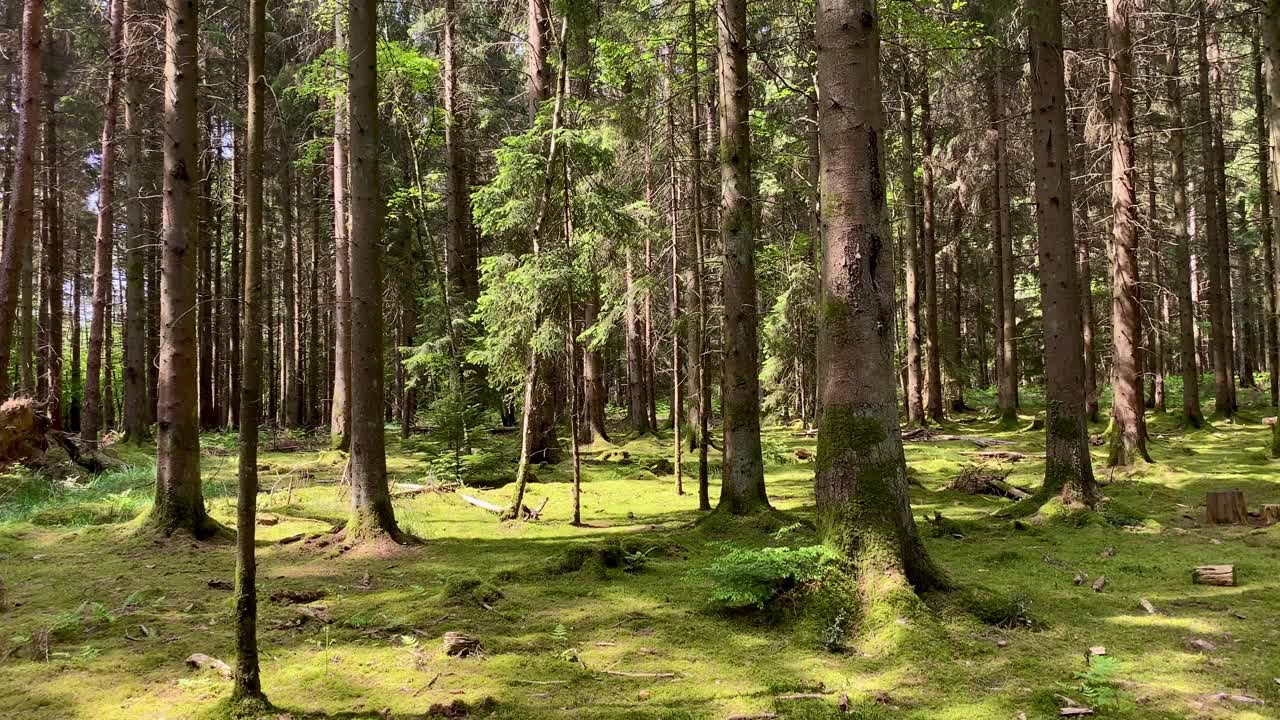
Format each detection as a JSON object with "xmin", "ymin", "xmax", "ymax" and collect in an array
[
  {"xmin": 595, "ymin": 449, "xmax": 631, "ymax": 464},
  {"xmin": 951, "ymin": 585, "xmax": 1042, "ymax": 629},
  {"xmin": 643, "ymin": 457, "xmax": 674, "ymax": 475},
  {"xmin": 439, "ymin": 575, "xmax": 504, "ymax": 607},
  {"xmin": 29, "ymin": 499, "xmax": 141, "ymax": 527}
]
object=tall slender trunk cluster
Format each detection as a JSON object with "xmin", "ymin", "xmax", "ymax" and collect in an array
[
  {"xmin": 991, "ymin": 67, "xmax": 1018, "ymax": 425},
  {"xmin": 122, "ymin": 0, "xmax": 149, "ymax": 442},
  {"xmin": 901, "ymin": 78, "xmax": 925, "ymax": 426},
  {"xmin": 1198, "ymin": 4, "xmax": 1233, "ymax": 417}
]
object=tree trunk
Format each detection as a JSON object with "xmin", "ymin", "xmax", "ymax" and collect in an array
[
  {"xmin": 122, "ymin": 0, "xmax": 149, "ymax": 442},
  {"xmin": 279, "ymin": 132, "xmax": 298, "ymax": 428},
  {"xmin": 581, "ymin": 280, "xmax": 608, "ymax": 443},
  {"xmin": 232, "ymin": 0, "xmax": 267, "ymax": 699},
  {"xmin": 1266, "ymin": 2, "xmax": 1280, "ymax": 430},
  {"xmin": 716, "ymin": 0, "xmax": 767, "ymax": 514},
  {"xmin": 346, "ymin": 0, "xmax": 401, "ymax": 540},
  {"xmin": 40, "ymin": 96, "xmax": 62, "ymax": 428},
  {"xmin": 443, "ymin": 0, "xmax": 475, "ymax": 301},
  {"xmin": 0, "ymin": 0, "xmax": 43, "ymax": 399},
  {"xmin": 625, "ymin": 247, "xmax": 651, "ymax": 434},
  {"xmin": 1028, "ymin": 0, "xmax": 1098, "ymax": 507},
  {"xmin": 900, "ymin": 79, "xmax": 925, "ymax": 426},
  {"xmin": 813, "ymin": 0, "xmax": 944, "ymax": 593},
  {"xmin": 992, "ymin": 66, "xmax": 1018, "ymax": 424},
  {"xmin": 689, "ymin": 0, "xmax": 711, "ymax": 510},
  {"xmin": 1169, "ymin": 25, "xmax": 1203, "ymax": 427},
  {"xmin": 152, "ymin": 0, "xmax": 217, "ymax": 538},
  {"xmin": 920, "ymin": 71, "xmax": 943, "ymax": 422},
  {"xmin": 330, "ymin": 13, "xmax": 352, "ymax": 450},
  {"xmin": 1106, "ymin": 0, "xmax": 1150, "ymax": 466},
  {"xmin": 1199, "ymin": 5, "xmax": 1232, "ymax": 418}
]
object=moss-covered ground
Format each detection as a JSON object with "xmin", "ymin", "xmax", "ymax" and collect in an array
[{"xmin": 2, "ymin": 385, "xmax": 1279, "ymax": 719}]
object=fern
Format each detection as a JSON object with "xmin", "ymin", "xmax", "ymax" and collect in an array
[{"xmin": 692, "ymin": 544, "xmax": 841, "ymax": 609}]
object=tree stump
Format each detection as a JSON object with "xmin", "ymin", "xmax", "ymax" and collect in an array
[
  {"xmin": 442, "ymin": 631, "xmax": 482, "ymax": 657},
  {"xmin": 1205, "ymin": 490, "xmax": 1247, "ymax": 525},
  {"xmin": 1260, "ymin": 504, "xmax": 1280, "ymax": 526},
  {"xmin": 1191, "ymin": 565, "xmax": 1236, "ymax": 586}
]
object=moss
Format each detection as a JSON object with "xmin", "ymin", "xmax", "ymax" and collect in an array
[
  {"xmin": 199, "ymin": 694, "xmax": 274, "ymax": 720},
  {"xmin": 821, "ymin": 294, "xmax": 847, "ymax": 325},
  {"xmin": 815, "ymin": 407, "xmax": 888, "ymax": 474},
  {"xmin": 29, "ymin": 500, "xmax": 140, "ymax": 527},
  {"xmin": 952, "ymin": 585, "xmax": 1043, "ymax": 629},
  {"xmin": 440, "ymin": 574, "xmax": 505, "ymax": 607}
]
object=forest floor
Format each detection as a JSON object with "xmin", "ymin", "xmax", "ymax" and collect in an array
[{"xmin": 2, "ymin": 386, "xmax": 1279, "ymax": 719}]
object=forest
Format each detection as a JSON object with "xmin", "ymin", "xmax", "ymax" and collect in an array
[{"xmin": 1, "ymin": 0, "xmax": 1279, "ymax": 716}]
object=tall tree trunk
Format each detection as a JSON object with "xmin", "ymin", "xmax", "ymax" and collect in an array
[
  {"xmin": 920, "ymin": 70, "xmax": 943, "ymax": 422},
  {"xmin": 813, "ymin": 0, "xmax": 944, "ymax": 593},
  {"xmin": 1028, "ymin": 0, "xmax": 1098, "ymax": 507},
  {"xmin": 198, "ymin": 109, "xmax": 215, "ymax": 430},
  {"xmin": 308, "ymin": 165, "xmax": 322, "ymax": 426},
  {"xmin": 228, "ymin": 122, "xmax": 241, "ymax": 428},
  {"xmin": 151, "ymin": 0, "xmax": 217, "ymax": 538},
  {"xmin": 689, "ymin": 0, "xmax": 711, "ymax": 509},
  {"xmin": 71, "ymin": 228, "xmax": 82, "ymax": 431},
  {"xmin": 716, "ymin": 0, "xmax": 767, "ymax": 514},
  {"xmin": 40, "ymin": 97, "xmax": 61, "ymax": 427},
  {"xmin": 1199, "ymin": 4, "xmax": 1232, "ymax": 417},
  {"xmin": 20, "ymin": 210, "xmax": 32, "ymax": 394},
  {"xmin": 1106, "ymin": 0, "xmax": 1150, "ymax": 466},
  {"xmin": 122, "ymin": 0, "xmax": 149, "ymax": 442},
  {"xmin": 346, "ymin": 0, "xmax": 401, "ymax": 540},
  {"xmin": 581, "ymin": 280, "xmax": 608, "ymax": 443},
  {"xmin": 443, "ymin": 0, "xmax": 474, "ymax": 301},
  {"xmin": 992, "ymin": 66, "xmax": 1018, "ymax": 424},
  {"xmin": 330, "ymin": 13, "xmax": 352, "ymax": 450},
  {"xmin": 83, "ymin": 0, "xmax": 123, "ymax": 446},
  {"xmin": 233, "ymin": 0, "xmax": 268, "ymax": 697},
  {"xmin": 1265, "ymin": 3, "xmax": 1280, "ymax": 423},
  {"xmin": 279, "ymin": 132, "xmax": 298, "ymax": 427},
  {"xmin": 625, "ymin": 248, "xmax": 652, "ymax": 434},
  {"xmin": 900, "ymin": 79, "xmax": 925, "ymax": 426},
  {"xmin": 0, "ymin": 0, "xmax": 43, "ymax": 399}
]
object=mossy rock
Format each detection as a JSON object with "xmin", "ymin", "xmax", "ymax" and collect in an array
[
  {"xmin": 1100, "ymin": 499, "xmax": 1146, "ymax": 527},
  {"xmin": 1034, "ymin": 497, "xmax": 1105, "ymax": 528},
  {"xmin": 596, "ymin": 449, "xmax": 631, "ymax": 464},
  {"xmin": 440, "ymin": 575, "xmax": 504, "ymax": 607},
  {"xmin": 953, "ymin": 585, "xmax": 1042, "ymax": 629},
  {"xmin": 644, "ymin": 457, "xmax": 674, "ymax": 475}
]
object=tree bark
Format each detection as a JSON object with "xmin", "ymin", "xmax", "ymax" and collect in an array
[
  {"xmin": 1265, "ymin": 2, "xmax": 1280, "ymax": 432},
  {"xmin": 330, "ymin": 14, "xmax": 352, "ymax": 450},
  {"xmin": 279, "ymin": 132, "xmax": 298, "ymax": 427},
  {"xmin": 1028, "ymin": 0, "xmax": 1098, "ymax": 507},
  {"xmin": 0, "ymin": 0, "xmax": 43, "ymax": 399},
  {"xmin": 1169, "ymin": 26, "xmax": 1203, "ymax": 427},
  {"xmin": 716, "ymin": 0, "xmax": 768, "ymax": 514},
  {"xmin": 152, "ymin": 0, "xmax": 217, "ymax": 538},
  {"xmin": 122, "ymin": 0, "xmax": 149, "ymax": 442},
  {"xmin": 900, "ymin": 78, "xmax": 925, "ymax": 426},
  {"xmin": 992, "ymin": 66, "xmax": 1018, "ymax": 424},
  {"xmin": 813, "ymin": 0, "xmax": 944, "ymax": 592},
  {"xmin": 232, "ymin": 0, "xmax": 268, "ymax": 699},
  {"xmin": 346, "ymin": 0, "xmax": 401, "ymax": 540},
  {"xmin": 920, "ymin": 70, "xmax": 943, "ymax": 422},
  {"xmin": 1199, "ymin": 4, "xmax": 1232, "ymax": 417},
  {"xmin": 40, "ymin": 96, "xmax": 62, "ymax": 428},
  {"xmin": 1106, "ymin": 0, "xmax": 1150, "ymax": 466}
]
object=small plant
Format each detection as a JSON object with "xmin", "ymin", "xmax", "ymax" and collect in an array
[
  {"xmin": 771, "ymin": 523, "xmax": 804, "ymax": 541},
  {"xmin": 621, "ymin": 547, "xmax": 655, "ymax": 573},
  {"xmin": 692, "ymin": 544, "xmax": 842, "ymax": 610},
  {"xmin": 1070, "ymin": 656, "xmax": 1123, "ymax": 709},
  {"xmin": 820, "ymin": 610, "xmax": 849, "ymax": 652},
  {"xmin": 551, "ymin": 623, "xmax": 569, "ymax": 644}
]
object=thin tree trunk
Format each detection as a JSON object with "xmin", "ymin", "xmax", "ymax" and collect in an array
[
  {"xmin": 716, "ymin": 0, "xmax": 767, "ymax": 514},
  {"xmin": 330, "ymin": 13, "xmax": 352, "ymax": 450},
  {"xmin": 279, "ymin": 132, "xmax": 298, "ymax": 427},
  {"xmin": 41, "ymin": 97, "xmax": 62, "ymax": 427},
  {"xmin": 1028, "ymin": 0, "xmax": 1098, "ymax": 507},
  {"xmin": 900, "ymin": 79, "xmax": 925, "ymax": 426},
  {"xmin": 992, "ymin": 66, "xmax": 1018, "ymax": 424},
  {"xmin": 233, "ymin": 0, "xmax": 268, "ymax": 696},
  {"xmin": 122, "ymin": 0, "xmax": 148, "ymax": 442},
  {"xmin": 1265, "ymin": 3, "xmax": 1280, "ymax": 425},
  {"xmin": 920, "ymin": 70, "xmax": 943, "ymax": 422},
  {"xmin": 1199, "ymin": 4, "xmax": 1232, "ymax": 417},
  {"xmin": 0, "ymin": 0, "xmax": 43, "ymax": 399}
]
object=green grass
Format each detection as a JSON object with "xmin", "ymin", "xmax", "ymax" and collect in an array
[{"xmin": 1, "ymin": 386, "xmax": 1278, "ymax": 719}]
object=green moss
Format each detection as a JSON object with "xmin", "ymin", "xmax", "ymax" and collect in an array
[
  {"xmin": 952, "ymin": 585, "xmax": 1043, "ymax": 629},
  {"xmin": 440, "ymin": 574, "xmax": 505, "ymax": 607},
  {"xmin": 815, "ymin": 407, "xmax": 888, "ymax": 474}
]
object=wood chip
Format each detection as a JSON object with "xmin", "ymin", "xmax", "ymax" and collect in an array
[{"xmin": 1139, "ymin": 598, "xmax": 1157, "ymax": 615}]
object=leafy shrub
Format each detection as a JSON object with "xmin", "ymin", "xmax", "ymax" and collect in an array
[
  {"xmin": 693, "ymin": 544, "xmax": 842, "ymax": 610},
  {"xmin": 1069, "ymin": 656, "xmax": 1124, "ymax": 709}
]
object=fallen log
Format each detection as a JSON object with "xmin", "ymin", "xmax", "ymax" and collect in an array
[
  {"xmin": 460, "ymin": 493, "xmax": 548, "ymax": 521},
  {"xmin": 602, "ymin": 670, "xmax": 677, "ymax": 679},
  {"xmin": 960, "ymin": 450, "xmax": 1035, "ymax": 462},
  {"xmin": 1259, "ymin": 504, "xmax": 1280, "ymax": 526},
  {"xmin": 1192, "ymin": 564, "xmax": 1236, "ymax": 586},
  {"xmin": 442, "ymin": 631, "xmax": 482, "ymax": 657},
  {"xmin": 460, "ymin": 494, "xmax": 505, "ymax": 514},
  {"xmin": 947, "ymin": 465, "xmax": 1031, "ymax": 499}
]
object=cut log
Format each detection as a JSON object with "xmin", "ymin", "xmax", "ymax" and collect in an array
[
  {"xmin": 1191, "ymin": 565, "xmax": 1236, "ymax": 586},
  {"xmin": 1205, "ymin": 490, "xmax": 1248, "ymax": 525},
  {"xmin": 442, "ymin": 631, "xmax": 482, "ymax": 657},
  {"xmin": 960, "ymin": 450, "xmax": 1035, "ymax": 462},
  {"xmin": 185, "ymin": 653, "xmax": 233, "ymax": 679},
  {"xmin": 460, "ymin": 494, "xmax": 505, "ymax": 514}
]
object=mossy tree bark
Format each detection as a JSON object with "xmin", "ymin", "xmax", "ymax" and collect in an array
[
  {"xmin": 813, "ymin": 0, "xmax": 944, "ymax": 592},
  {"xmin": 715, "ymin": 0, "xmax": 768, "ymax": 515},
  {"xmin": 1105, "ymin": 0, "xmax": 1151, "ymax": 467},
  {"xmin": 152, "ymin": 0, "xmax": 219, "ymax": 539},
  {"xmin": 0, "ymin": 0, "xmax": 43, "ymax": 400},
  {"xmin": 232, "ymin": 0, "xmax": 268, "ymax": 699},
  {"xmin": 346, "ymin": 0, "xmax": 402, "ymax": 541},
  {"xmin": 1166, "ymin": 17, "xmax": 1203, "ymax": 428},
  {"xmin": 1028, "ymin": 0, "xmax": 1099, "ymax": 508}
]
